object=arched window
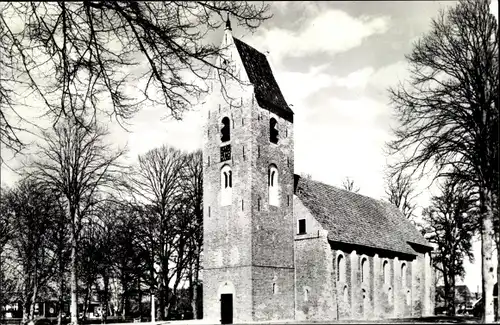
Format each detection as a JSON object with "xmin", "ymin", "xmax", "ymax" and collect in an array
[
  {"xmin": 361, "ymin": 257, "xmax": 369, "ymax": 283},
  {"xmin": 383, "ymin": 260, "xmax": 390, "ymax": 285},
  {"xmin": 304, "ymin": 288, "xmax": 309, "ymax": 302},
  {"xmin": 270, "ymin": 118, "xmax": 278, "ymax": 144},
  {"xmin": 221, "ymin": 116, "xmax": 230, "ymax": 142},
  {"xmin": 401, "ymin": 263, "xmax": 407, "ymax": 286},
  {"xmin": 221, "ymin": 165, "xmax": 232, "ymax": 206},
  {"xmin": 268, "ymin": 164, "xmax": 279, "ymax": 206},
  {"xmin": 343, "ymin": 286, "xmax": 348, "ymax": 303},
  {"xmin": 406, "ymin": 290, "xmax": 411, "ymax": 305},
  {"xmin": 388, "ymin": 287, "xmax": 392, "ymax": 304},
  {"xmin": 337, "ymin": 255, "xmax": 346, "ymax": 282},
  {"xmin": 273, "ymin": 283, "xmax": 277, "ymax": 295}
]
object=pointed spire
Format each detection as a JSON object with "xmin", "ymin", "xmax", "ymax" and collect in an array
[{"xmin": 225, "ymin": 12, "xmax": 232, "ymax": 31}]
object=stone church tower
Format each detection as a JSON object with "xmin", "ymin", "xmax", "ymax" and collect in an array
[{"xmin": 202, "ymin": 18, "xmax": 296, "ymax": 324}]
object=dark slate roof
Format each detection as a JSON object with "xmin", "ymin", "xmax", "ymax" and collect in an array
[
  {"xmin": 233, "ymin": 37, "xmax": 294, "ymax": 122},
  {"xmin": 294, "ymin": 175, "xmax": 432, "ymax": 256}
]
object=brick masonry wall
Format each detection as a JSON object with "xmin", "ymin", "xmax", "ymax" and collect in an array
[
  {"xmin": 203, "ymin": 267, "xmax": 253, "ymax": 323},
  {"xmin": 294, "ymin": 199, "xmax": 335, "ymax": 321}
]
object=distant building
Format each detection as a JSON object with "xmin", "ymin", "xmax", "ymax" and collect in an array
[
  {"xmin": 202, "ymin": 18, "xmax": 434, "ymax": 324},
  {"xmin": 435, "ymin": 285, "xmax": 476, "ymax": 314}
]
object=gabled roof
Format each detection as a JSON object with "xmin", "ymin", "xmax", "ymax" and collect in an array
[
  {"xmin": 294, "ymin": 175, "xmax": 432, "ymax": 256},
  {"xmin": 233, "ymin": 37, "xmax": 294, "ymax": 122}
]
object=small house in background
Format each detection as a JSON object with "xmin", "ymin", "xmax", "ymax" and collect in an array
[{"xmin": 435, "ymin": 285, "xmax": 475, "ymax": 315}]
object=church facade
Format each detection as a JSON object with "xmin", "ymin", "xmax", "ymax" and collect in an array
[{"xmin": 202, "ymin": 21, "xmax": 434, "ymax": 324}]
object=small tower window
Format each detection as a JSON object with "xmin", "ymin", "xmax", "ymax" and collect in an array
[
  {"xmin": 270, "ymin": 118, "xmax": 279, "ymax": 144},
  {"xmin": 343, "ymin": 286, "xmax": 349, "ymax": 303},
  {"xmin": 298, "ymin": 219, "xmax": 306, "ymax": 234},
  {"xmin": 304, "ymin": 288, "xmax": 309, "ymax": 302},
  {"xmin": 221, "ymin": 116, "xmax": 230, "ymax": 142},
  {"xmin": 337, "ymin": 255, "xmax": 346, "ymax": 282},
  {"xmin": 273, "ymin": 283, "xmax": 278, "ymax": 295},
  {"xmin": 268, "ymin": 164, "xmax": 279, "ymax": 206},
  {"xmin": 221, "ymin": 165, "xmax": 232, "ymax": 206}
]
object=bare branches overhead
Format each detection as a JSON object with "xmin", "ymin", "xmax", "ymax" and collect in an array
[{"xmin": 0, "ymin": 1, "xmax": 271, "ymax": 152}]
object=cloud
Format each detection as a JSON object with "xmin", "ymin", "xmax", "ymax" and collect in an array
[
  {"xmin": 332, "ymin": 67, "xmax": 376, "ymax": 90},
  {"xmin": 491, "ymin": 0, "xmax": 499, "ymax": 22},
  {"xmin": 367, "ymin": 61, "xmax": 410, "ymax": 91},
  {"xmin": 250, "ymin": 9, "xmax": 390, "ymax": 64},
  {"xmin": 274, "ymin": 64, "xmax": 334, "ymax": 104}
]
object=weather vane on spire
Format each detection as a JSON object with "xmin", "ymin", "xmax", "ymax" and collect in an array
[{"xmin": 225, "ymin": 12, "xmax": 232, "ymax": 31}]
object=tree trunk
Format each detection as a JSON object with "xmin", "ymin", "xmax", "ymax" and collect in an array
[
  {"xmin": 22, "ymin": 300, "xmax": 29, "ymax": 324},
  {"xmin": 70, "ymin": 209, "xmax": 78, "ymax": 325},
  {"xmin": 192, "ymin": 247, "xmax": 200, "ymax": 320},
  {"xmin": 120, "ymin": 273, "xmax": 127, "ymax": 320},
  {"xmin": 30, "ymin": 283, "xmax": 38, "ymax": 321},
  {"xmin": 443, "ymin": 273, "xmax": 453, "ymax": 316},
  {"xmin": 497, "ymin": 244, "xmax": 500, "ymax": 322},
  {"xmin": 150, "ymin": 294, "xmax": 155, "ymax": 323},
  {"xmin": 481, "ymin": 187, "xmax": 496, "ymax": 323},
  {"xmin": 137, "ymin": 276, "xmax": 142, "ymax": 321},
  {"xmin": 83, "ymin": 282, "xmax": 90, "ymax": 321},
  {"xmin": 57, "ymin": 265, "xmax": 64, "ymax": 325},
  {"xmin": 103, "ymin": 275, "xmax": 109, "ymax": 323}
]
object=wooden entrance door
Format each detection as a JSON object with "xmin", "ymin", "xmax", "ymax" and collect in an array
[{"xmin": 220, "ymin": 294, "xmax": 233, "ymax": 324}]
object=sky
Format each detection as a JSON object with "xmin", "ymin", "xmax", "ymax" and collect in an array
[{"xmin": 1, "ymin": 0, "xmax": 499, "ymax": 293}]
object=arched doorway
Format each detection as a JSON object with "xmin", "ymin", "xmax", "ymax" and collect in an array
[{"xmin": 218, "ymin": 282, "xmax": 235, "ymax": 324}]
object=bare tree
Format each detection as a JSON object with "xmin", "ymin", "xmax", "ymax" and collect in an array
[
  {"xmin": 1, "ymin": 178, "xmax": 60, "ymax": 323},
  {"xmin": 341, "ymin": 176, "xmax": 360, "ymax": 193},
  {"xmin": 129, "ymin": 144, "xmax": 186, "ymax": 321},
  {"xmin": 0, "ymin": 2, "xmax": 270, "ymax": 154},
  {"xmin": 25, "ymin": 117, "xmax": 125, "ymax": 325},
  {"xmin": 385, "ymin": 0, "xmax": 498, "ymax": 320},
  {"xmin": 181, "ymin": 150, "xmax": 203, "ymax": 319},
  {"xmin": 384, "ymin": 170, "xmax": 418, "ymax": 220},
  {"xmin": 421, "ymin": 178, "xmax": 478, "ymax": 316},
  {"xmin": 0, "ymin": 186, "xmax": 14, "ymax": 321}
]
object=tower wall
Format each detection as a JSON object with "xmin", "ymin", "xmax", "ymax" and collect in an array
[{"xmin": 202, "ymin": 34, "xmax": 295, "ymax": 321}]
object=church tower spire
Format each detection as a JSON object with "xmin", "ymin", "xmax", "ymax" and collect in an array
[{"xmin": 225, "ymin": 12, "xmax": 232, "ymax": 31}]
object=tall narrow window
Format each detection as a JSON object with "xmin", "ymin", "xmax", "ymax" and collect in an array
[
  {"xmin": 383, "ymin": 261, "xmax": 390, "ymax": 285},
  {"xmin": 268, "ymin": 164, "xmax": 279, "ymax": 206},
  {"xmin": 401, "ymin": 263, "xmax": 407, "ymax": 286},
  {"xmin": 304, "ymin": 288, "xmax": 309, "ymax": 302},
  {"xmin": 270, "ymin": 118, "xmax": 279, "ymax": 144},
  {"xmin": 337, "ymin": 255, "xmax": 346, "ymax": 282},
  {"xmin": 343, "ymin": 286, "xmax": 348, "ymax": 303},
  {"xmin": 361, "ymin": 258, "xmax": 369, "ymax": 283},
  {"xmin": 257, "ymin": 197, "xmax": 261, "ymax": 211},
  {"xmin": 221, "ymin": 117, "xmax": 230, "ymax": 142},
  {"xmin": 221, "ymin": 165, "xmax": 232, "ymax": 206},
  {"xmin": 273, "ymin": 283, "xmax": 278, "ymax": 295}
]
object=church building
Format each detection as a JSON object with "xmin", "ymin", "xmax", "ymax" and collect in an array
[{"xmin": 202, "ymin": 19, "xmax": 434, "ymax": 324}]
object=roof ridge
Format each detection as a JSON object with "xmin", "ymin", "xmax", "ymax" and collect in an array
[{"xmin": 232, "ymin": 37, "xmax": 265, "ymax": 56}]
